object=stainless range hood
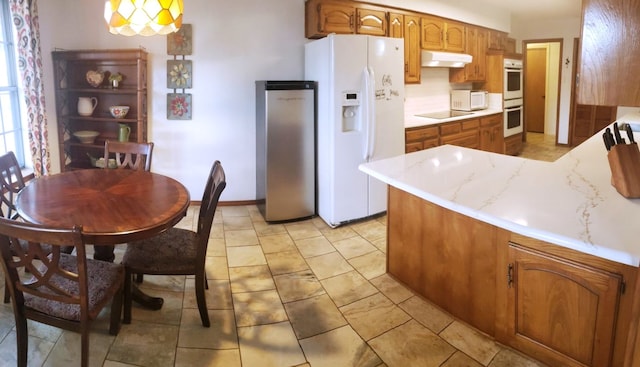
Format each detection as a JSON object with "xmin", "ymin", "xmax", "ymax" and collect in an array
[{"xmin": 421, "ymin": 50, "xmax": 472, "ymax": 68}]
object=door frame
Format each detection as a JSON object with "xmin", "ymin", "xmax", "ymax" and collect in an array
[{"xmin": 522, "ymin": 38, "xmax": 563, "ymax": 142}]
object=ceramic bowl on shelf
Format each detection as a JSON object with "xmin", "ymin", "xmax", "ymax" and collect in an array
[
  {"xmin": 85, "ymin": 70, "xmax": 104, "ymax": 88},
  {"xmin": 73, "ymin": 130, "xmax": 99, "ymax": 144},
  {"xmin": 109, "ymin": 105, "xmax": 129, "ymax": 119}
]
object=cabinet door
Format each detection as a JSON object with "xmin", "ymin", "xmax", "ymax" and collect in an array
[
  {"xmin": 404, "ymin": 15, "xmax": 421, "ymax": 84},
  {"xmin": 388, "ymin": 12, "xmax": 403, "ymax": 38},
  {"xmin": 487, "ymin": 30, "xmax": 506, "ymax": 50},
  {"xmin": 356, "ymin": 8, "xmax": 386, "ymax": 36},
  {"xmin": 506, "ymin": 244, "xmax": 622, "ymax": 367},
  {"xmin": 318, "ymin": 3, "xmax": 355, "ymax": 34},
  {"xmin": 479, "ymin": 114, "xmax": 503, "ymax": 153},
  {"xmin": 444, "ymin": 21, "xmax": 465, "ymax": 52},
  {"xmin": 420, "ymin": 16, "xmax": 444, "ymax": 50},
  {"xmin": 504, "ymin": 133, "xmax": 523, "ymax": 156}
]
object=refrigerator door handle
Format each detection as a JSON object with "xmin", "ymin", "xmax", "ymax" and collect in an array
[{"xmin": 362, "ymin": 66, "xmax": 376, "ymax": 161}]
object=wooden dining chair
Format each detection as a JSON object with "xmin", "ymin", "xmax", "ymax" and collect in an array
[
  {"xmin": 0, "ymin": 218, "xmax": 125, "ymax": 367},
  {"xmin": 0, "ymin": 151, "xmax": 33, "ymax": 304},
  {"xmin": 100, "ymin": 140, "xmax": 154, "ymax": 265},
  {"xmin": 104, "ymin": 140, "xmax": 154, "ymax": 171},
  {"xmin": 122, "ymin": 160, "xmax": 226, "ymax": 326}
]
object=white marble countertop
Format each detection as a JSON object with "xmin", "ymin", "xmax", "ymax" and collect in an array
[
  {"xmin": 405, "ymin": 108, "xmax": 503, "ymax": 129},
  {"xmin": 360, "ymin": 123, "xmax": 640, "ymax": 266}
]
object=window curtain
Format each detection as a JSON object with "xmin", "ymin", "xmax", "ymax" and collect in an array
[{"xmin": 9, "ymin": 0, "xmax": 50, "ymax": 176}]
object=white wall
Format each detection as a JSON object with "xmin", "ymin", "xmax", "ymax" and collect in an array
[
  {"xmin": 37, "ymin": 0, "xmax": 307, "ymax": 201},
  {"xmin": 510, "ymin": 17, "xmax": 581, "ymax": 144}
]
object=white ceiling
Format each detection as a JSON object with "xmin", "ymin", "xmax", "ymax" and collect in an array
[{"xmin": 474, "ymin": 0, "xmax": 582, "ymax": 20}]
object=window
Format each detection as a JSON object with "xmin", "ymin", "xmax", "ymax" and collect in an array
[{"xmin": 0, "ymin": 0, "xmax": 28, "ymax": 167}]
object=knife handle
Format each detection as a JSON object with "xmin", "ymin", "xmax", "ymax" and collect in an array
[
  {"xmin": 625, "ymin": 123, "xmax": 636, "ymax": 144},
  {"xmin": 614, "ymin": 122, "xmax": 624, "ymax": 144}
]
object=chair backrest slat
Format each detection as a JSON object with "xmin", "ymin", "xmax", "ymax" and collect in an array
[{"xmin": 104, "ymin": 141, "xmax": 154, "ymax": 171}]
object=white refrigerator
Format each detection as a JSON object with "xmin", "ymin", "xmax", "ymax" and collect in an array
[{"xmin": 305, "ymin": 34, "xmax": 405, "ymax": 227}]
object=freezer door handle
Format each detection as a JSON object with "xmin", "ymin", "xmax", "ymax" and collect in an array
[{"xmin": 362, "ymin": 66, "xmax": 376, "ymax": 161}]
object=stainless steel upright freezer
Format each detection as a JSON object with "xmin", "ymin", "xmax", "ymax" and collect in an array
[{"xmin": 256, "ymin": 80, "xmax": 316, "ymax": 222}]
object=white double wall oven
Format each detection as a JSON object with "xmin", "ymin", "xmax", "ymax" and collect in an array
[{"xmin": 503, "ymin": 58, "xmax": 523, "ymax": 137}]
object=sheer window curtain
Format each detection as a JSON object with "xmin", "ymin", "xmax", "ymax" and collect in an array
[{"xmin": 9, "ymin": 0, "xmax": 50, "ymax": 176}]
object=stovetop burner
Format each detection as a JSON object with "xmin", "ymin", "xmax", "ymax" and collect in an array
[{"xmin": 416, "ymin": 110, "xmax": 474, "ymax": 119}]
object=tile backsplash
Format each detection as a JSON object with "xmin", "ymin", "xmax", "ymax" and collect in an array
[{"xmin": 405, "ymin": 67, "xmax": 472, "ymax": 115}]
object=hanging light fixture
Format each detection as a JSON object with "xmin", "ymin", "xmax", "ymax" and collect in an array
[{"xmin": 104, "ymin": 0, "xmax": 183, "ymax": 36}]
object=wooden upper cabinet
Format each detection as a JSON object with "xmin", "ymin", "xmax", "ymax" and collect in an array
[
  {"xmin": 305, "ymin": 0, "xmax": 390, "ymax": 38},
  {"xmin": 487, "ymin": 29, "xmax": 507, "ymax": 50},
  {"xmin": 388, "ymin": 12, "xmax": 403, "ymax": 38},
  {"xmin": 421, "ymin": 16, "xmax": 465, "ymax": 52},
  {"xmin": 316, "ymin": 2, "xmax": 355, "ymax": 35},
  {"xmin": 578, "ymin": 0, "xmax": 640, "ymax": 105},
  {"xmin": 356, "ymin": 8, "xmax": 386, "ymax": 36},
  {"xmin": 444, "ymin": 21, "xmax": 465, "ymax": 52},
  {"xmin": 450, "ymin": 26, "xmax": 487, "ymax": 83},
  {"xmin": 504, "ymin": 243, "xmax": 622, "ymax": 367},
  {"xmin": 420, "ymin": 15, "xmax": 444, "ymax": 50},
  {"xmin": 404, "ymin": 14, "xmax": 421, "ymax": 84}
]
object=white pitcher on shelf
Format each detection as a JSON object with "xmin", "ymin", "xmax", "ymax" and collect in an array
[{"xmin": 77, "ymin": 97, "xmax": 97, "ymax": 116}]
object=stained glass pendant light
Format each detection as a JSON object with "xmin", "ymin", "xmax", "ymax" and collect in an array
[{"xmin": 104, "ymin": 0, "xmax": 183, "ymax": 36}]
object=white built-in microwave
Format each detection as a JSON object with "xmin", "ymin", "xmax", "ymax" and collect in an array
[{"xmin": 450, "ymin": 90, "xmax": 489, "ymax": 111}]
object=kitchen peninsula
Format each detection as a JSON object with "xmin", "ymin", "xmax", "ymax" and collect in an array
[{"xmin": 360, "ymin": 117, "xmax": 640, "ymax": 367}]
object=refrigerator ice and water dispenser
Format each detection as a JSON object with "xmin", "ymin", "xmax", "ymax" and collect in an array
[{"xmin": 342, "ymin": 91, "xmax": 360, "ymax": 132}]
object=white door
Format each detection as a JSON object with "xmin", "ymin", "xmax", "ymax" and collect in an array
[{"xmin": 366, "ymin": 36, "xmax": 405, "ymax": 215}]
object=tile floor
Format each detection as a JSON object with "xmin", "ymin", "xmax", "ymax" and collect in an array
[
  {"xmin": 0, "ymin": 138, "xmax": 567, "ymax": 366},
  {"xmin": 519, "ymin": 132, "xmax": 572, "ymax": 162}
]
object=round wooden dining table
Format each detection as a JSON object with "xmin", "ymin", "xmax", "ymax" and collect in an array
[{"xmin": 15, "ymin": 168, "xmax": 191, "ymax": 309}]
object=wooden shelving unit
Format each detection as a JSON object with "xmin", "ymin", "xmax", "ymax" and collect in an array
[{"xmin": 51, "ymin": 49, "xmax": 148, "ymax": 171}]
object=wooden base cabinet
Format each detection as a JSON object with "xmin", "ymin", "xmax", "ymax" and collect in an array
[
  {"xmin": 387, "ymin": 187, "xmax": 638, "ymax": 367},
  {"xmin": 502, "ymin": 243, "xmax": 623, "ymax": 367}
]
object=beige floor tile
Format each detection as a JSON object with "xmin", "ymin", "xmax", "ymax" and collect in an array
[
  {"xmin": 340, "ymin": 293, "xmax": 411, "ymax": 341},
  {"xmin": 129, "ymin": 288, "xmax": 184, "ymax": 325},
  {"xmin": 441, "ymin": 351, "xmax": 484, "ymax": 367},
  {"xmin": 264, "ymin": 250, "xmax": 309, "ymax": 275},
  {"xmin": 306, "ymin": 251, "xmax": 354, "ymax": 280},
  {"xmin": 284, "ymin": 294, "xmax": 347, "ymax": 339},
  {"xmin": 488, "ymin": 348, "xmax": 549, "ymax": 367},
  {"xmin": 370, "ymin": 236, "xmax": 387, "ymax": 253},
  {"xmin": 258, "ymin": 233, "xmax": 296, "ymax": 254},
  {"xmin": 229, "ymin": 265, "xmax": 276, "ymax": 293},
  {"xmin": 399, "ymin": 296, "xmax": 454, "ymax": 334},
  {"xmin": 175, "ymin": 348, "xmax": 242, "ymax": 367},
  {"xmin": 223, "ymin": 216, "xmax": 254, "ymax": 230},
  {"xmin": 285, "ymin": 222, "xmax": 322, "ymax": 240},
  {"xmin": 349, "ymin": 220, "xmax": 387, "ymax": 242},
  {"xmin": 103, "ymin": 360, "xmax": 139, "ymax": 366},
  {"xmin": 220, "ymin": 206, "xmax": 250, "ymax": 217},
  {"xmin": 333, "ymin": 236, "xmax": 378, "ymax": 259},
  {"xmin": 225, "ymin": 229, "xmax": 259, "ymax": 247},
  {"xmin": 0, "ymin": 331, "xmax": 54, "ymax": 367},
  {"xmin": 209, "ymin": 223, "xmax": 225, "ymax": 239},
  {"xmin": 295, "ymin": 236, "xmax": 335, "ymax": 258},
  {"xmin": 321, "ymin": 270, "xmax": 379, "ymax": 307},
  {"xmin": 108, "ymin": 322, "xmax": 179, "ymax": 367},
  {"xmin": 184, "ymin": 278, "xmax": 233, "ymax": 310},
  {"xmin": 348, "ymin": 250, "xmax": 387, "ymax": 280},
  {"xmin": 206, "ymin": 256, "xmax": 230, "ymax": 280},
  {"xmin": 299, "ymin": 325, "xmax": 382, "ymax": 367},
  {"xmin": 226, "ymin": 245, "xmax": 267, "ymax": 267},
  {"xmin": 440, "ymin": 321, "xmax": 501, "ymax": 366},
  {"xmin": 253, "ymin": 221, "xmax": 288, "ymax": 236},
  {"xmin": 320, "ymin": 225, "xmax": 358, "ymax": 243},
  {"xmin": 207, "ymin": 237, "xmax": 227, "ymax": 257},
  {"xmin": 232, "ymin": 290, "xmax": 288, "ymax": 327},
  {"xmin": 369, "ymin": 274, "xmax": 413, "ymax": 304},
  {"xmin": 273, "ymin": 270, "xmax": 325, "ymax": 303},
  {"xmin": 369, "ymin": 319, "xmax": 456, "ymax": 367},
  {"xmin": 178, "ymin": 308, "xmax": 238, "ymax": 349},
  {"xmin": 43, "ymin": 330, "xmax": 114, "ymax": 367},
  {"xmin": 237, "ymin": 321, "xmax": 306, "ymax": 367},
  {"xmin": 135, "ymin": 274, "xmax": 184, "ymax": 293}
]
